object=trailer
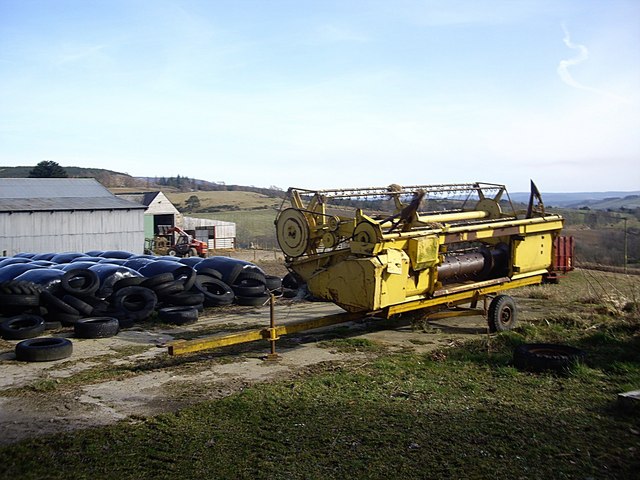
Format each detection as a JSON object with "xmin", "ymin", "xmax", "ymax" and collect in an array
[{"xmin": 167, "ymin": 181, "xmax": 564, "ymax": 356}]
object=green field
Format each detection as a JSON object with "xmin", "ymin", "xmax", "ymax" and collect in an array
[
  {"xmin": 194, "ymin": 209, "xmax": 280, "ymax": 248},
  {"xmin": 1, "ymin": 271, "xmax": 638, "ymax": 479}
]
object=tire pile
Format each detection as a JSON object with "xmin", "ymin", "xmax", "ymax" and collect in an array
[{"xmin": 0, "ymin": 251, "xmax": 298, "ymax": 362}]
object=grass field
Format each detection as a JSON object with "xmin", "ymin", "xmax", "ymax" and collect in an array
[
  {"xmin": 1, "ymin": 270, "xmax": 638, "ymax": 479},
  {"xmin": 195, "ymin": 209, "xmax": 280, "ymax": 248},
  {"xmin": 167, "ymin": 191, "xmax": 283, "ymax": 211}
]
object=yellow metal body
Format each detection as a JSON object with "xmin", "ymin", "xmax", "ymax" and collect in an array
[{"xmin": 276, "ymin": 182, "xmax": 564, "ymax": 314}]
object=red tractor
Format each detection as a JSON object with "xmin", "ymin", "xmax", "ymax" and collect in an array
[{"xmin": 165, "ymin": 227, "xmax": 208, "ymax": 257}]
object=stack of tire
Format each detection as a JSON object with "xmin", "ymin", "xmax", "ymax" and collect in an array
[{"xmin": 0, "ymin": 251, "xmax": 295, "ymax": 361}]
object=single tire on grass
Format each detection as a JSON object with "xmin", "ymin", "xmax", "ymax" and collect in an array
[
  {"xmin": 15, "ymin": 337, "xmax": 73, "ymax": 362},
  {"xmin": 513, "ymin": 343, "xmax": 586, "ymax": 373}
]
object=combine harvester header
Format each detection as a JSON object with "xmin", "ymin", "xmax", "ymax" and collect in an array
[{"xmin": 168, "ymin": 181, "xmax": 565, "ymax": 356}]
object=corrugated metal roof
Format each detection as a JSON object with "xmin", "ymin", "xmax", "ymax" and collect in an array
[{"xmin": 0, "ymin": 178, "xmax": 146, "ymax": 212}]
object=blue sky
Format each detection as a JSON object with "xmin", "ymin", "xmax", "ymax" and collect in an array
[{"xmin": 1, "ymin": 0, "xmax": 638, "ymax": 192}]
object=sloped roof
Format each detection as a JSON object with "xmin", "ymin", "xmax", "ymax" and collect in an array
[
  {"xmin": 115, "ymin": 192, "xmax": 161, "ymax": 207},
  {"xmin": 0, "ymin": 178, "xmax": 146, "ymax": 212}
]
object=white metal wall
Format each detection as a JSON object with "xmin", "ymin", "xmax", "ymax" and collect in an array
[
  {"xmin": 183, "ymin": 216, "xmax": 236, "ymax": 250},
  {"xmin": 0, "ymin": 210, "xmax": 144, "ymax": 255}
]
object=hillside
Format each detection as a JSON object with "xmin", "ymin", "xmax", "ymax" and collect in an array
[{"xmin": 510, "ymin": 190, "xmax": 640, "ymax": 209}]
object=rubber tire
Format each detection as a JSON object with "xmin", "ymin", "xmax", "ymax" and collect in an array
[
  {"xmin": 282, "ymin": 272, "xmax": 300, "ymax": 289},
  {"xmin": 193, "ymin": 277, "xmax": 235, "ymax": 307},
  {"xmin": 194, "ymin": 267, "xmax": 223, "ymax": 280},
  {"xmin": 235, "ymin": 294, "xmax": 270, "ymax": 307},
  {"xmin": 157, "ymin": 306, "xmax": 198, "ymax": 325},
  {"xmin": 488, "ymin": 295, "xmax": 517, "ymax": 333},
  {"xmin": 0, "ymin": 293, "xmax": 40, "ymax": 308},
  {"xmin": 74, "ymin": 317, "xmax": 120, "ymax": 339},
  {"xmin": 513, "ymin": 343, "xmax": 586, "ymax": 373},
  {"xmin": 265, "ymin": 275, "xmax": 282, "ymax": 291},
  {"xmin": 113, "ymin": 276, "xmax": 145, "ymax": 292},
  {"xmin": 152, "ymin": 280, "xmax": 185, "ymax": 299},
  {"xmin": 111, "ymin": 286, "xmax": 158, "ymax": 321},
  {"xmin": 234, "ymin": 270, "xmax": 266, "ymax": 285},
  {"xmin": 15, "ymin": 337, "xmax": 73, "ymax": 362},
  {"xmin": 41, "ymin": 291, "xmax": 80, "ymax": 316},
  {"xmin": 60, "ymin": 269, "xmax": 100, "ymax": 296},
  {"xmin": 0, "ymin": 314, "xmax": 46, "ymax": 340},
  {"xmin": 163, "ymin": 292, "xmax": 205, "ymax": 307},
  {"xmin": 141, "ymin": 273, "xmax": 175, "ymax": 288},
  {"xmin": 62, "ymin": 295, "xmax": 94, "ymax": 316},
  {"xmin": 232, "ymin": 284, "xmax": 266, "ymax": 297}
]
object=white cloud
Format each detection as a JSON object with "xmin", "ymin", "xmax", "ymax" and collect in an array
[{"xmin": 557, "ymin": 23, "xmax": 627, "ymax": 103}]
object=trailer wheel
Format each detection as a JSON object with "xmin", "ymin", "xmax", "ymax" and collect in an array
[{"xmin": 488, "ymin": 294, "xmax": 517, "ymax": 332}]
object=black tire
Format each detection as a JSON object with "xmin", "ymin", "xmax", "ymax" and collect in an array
[
  {"xmin": 40, "ymin": 291, "xmax": 80, "ymax": 316},
  {"xmin": 0, "ymin": 293, "xmax": 40, "ymax": 308},
  {"xmin": 0, "ymin": 314, "xmax": 46, "ymax": 340},
  {"xmin": 235, "ymin": 294, "xmax": 270, "ymax": 307},
  {"xmin": 194, "ymin": 267, "xmax": 223, "ymax": 280},
  {"xmin": 163, "ymin": 292, "xmax": 205, "ymax": 306},
  {"xmin": 74, "ymin": 317, "xmax": 120, "ymax": 339},
  {"xmin": 234, "ymin": 270, "xmax": 266, "ymax": 285},
  {"xmin": 15, "ymin": 337, "xmax": 73, "ymax": 362},
  {"xmin": 62, "ymin": 295, "xmax": 94, "ymax": 316},
  {"xmin": 232, "ymin": 284, "xmax": 266, "ymax": 297},
  {"xmin": 0, "ymin": 280, "xmax": 41, "ymax": 296},
  {"xmin": 282, "ymin": 272, "xmax": 300, "ymax": 289},
  {"xmin": 152, "ymin": 280, "xmax": 185, "ymax": 299},
  {"xmin": 265, "ymin": 275, "xmax": 282, "ymax": 291},
  {"xmin": 157, "ymin": 306, "xmax": 198, "ymax": 325},
  {"xmin": 111, "ymin": 286, "xmax": 158, "ymax": 321},
  {"xmin": 488, "ymin": 295, "xmax": 517, "ymax": 333},
  {"xmin": 60, "ymin": 269, "xmax": 100, "ymax": 296},
  {"xmin": 193, "ymin": 277, "xmax": 235, "ymax": 307},
  {"xmin": 112, "ymin": 276, "xmax": 145, "ymax": 292},
  {"xmin": 141, "ymin": 273, "xmax": 175, "ymax": 288},
  {"xmin": 513, "ymin": 343, "xmax": 586, "ymax": 373},
  {"xmin": 281, "ymin": 287, "xmax": 298, "ymax": 298}
]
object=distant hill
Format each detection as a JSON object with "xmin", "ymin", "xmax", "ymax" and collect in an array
[
  {"xmin": 2, "ymin": 165, "xmax": 636, "ymax": 209},
  {"xmin": 0, "ymin": 165, "xmax": 144, "ymax": 187},
  {"xmin": 510, "ymin": 191, "xmax": 640, "ymax": 209}
]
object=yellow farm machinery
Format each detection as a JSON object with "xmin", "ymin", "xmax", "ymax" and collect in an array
[{"xmin": 168, "ymin": 181, "xmax": 564, "ymax": 356}]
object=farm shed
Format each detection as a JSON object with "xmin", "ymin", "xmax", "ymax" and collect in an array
[
  {"xmin": 115, "ymin": 191, "xmax": 182, "ymax": 239},
  {"xmin": 183, "ymin": 216, "xmax": 236, "ymax": 250},
  {"xmin": 0, "ymin": 178, "xmax": 145, "ymax": 255}
]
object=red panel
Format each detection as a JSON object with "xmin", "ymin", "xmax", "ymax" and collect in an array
[{"xmin": 553, "ymin": 236, "xmax": 574, "ymax": 272}]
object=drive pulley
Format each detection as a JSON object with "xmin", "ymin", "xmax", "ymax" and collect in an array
[{"xmin": 275, "ymin": 208, "xmax": 312, "ymax": 258}]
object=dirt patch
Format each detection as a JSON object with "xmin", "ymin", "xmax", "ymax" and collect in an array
[{"xmin": 0, "ymin": 299, "xmax": 487, "ymax": 444}]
